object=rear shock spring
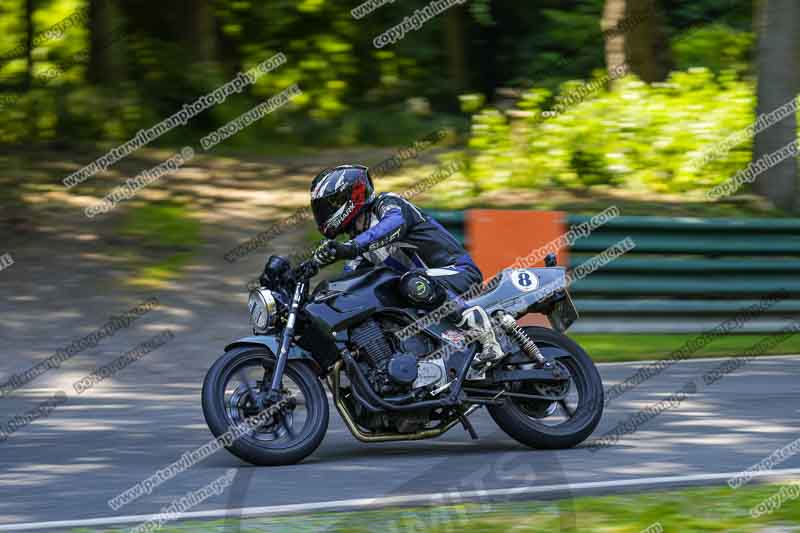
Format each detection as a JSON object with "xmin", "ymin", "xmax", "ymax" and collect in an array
[{"xmin": 497, "ymin": 313, "xmax": 547, "ymax": 366}]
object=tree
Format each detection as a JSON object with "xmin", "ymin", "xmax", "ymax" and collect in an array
[
  {"xmin": 184, "ymin": 0, "xmax": 219, "ymax": 66},
  {"xmin": 601, "ymin": 0, "xmax": 671, "ymax": 82},
  {"xmin": 88, "ymin": 0, "xmax": 125, "ymax": 85},
  {"xmin": 23, "ymin": 0, "xmax": 33, "ymax": 90},
  {"xmin": 443, "ymin": 6, "xmax": 468, "ymax": 95},
  {"xmin": 752, "ymin": 0, "xmax": 800, "ymax": 211}
]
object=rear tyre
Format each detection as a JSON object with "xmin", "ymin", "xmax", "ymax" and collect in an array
[
  {"xmin": 488, "ymin": 327, "xmax": 603, "ymax": 449},
  {"xmin": 202, "ymin": 346, "xmax": 329, "ymax": 466}
]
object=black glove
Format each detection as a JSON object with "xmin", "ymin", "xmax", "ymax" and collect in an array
[
  {"xmin": 293, "ymin": 260, "xmax": 320, "ymax": 281},
  {"xmin": 313, "ymin": 239, "xmax": 361, "ymax": 265}
]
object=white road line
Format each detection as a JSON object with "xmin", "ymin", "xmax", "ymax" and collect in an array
[{"xmin": 3, "ymin": 468, "xmax": 800, "ymax": 531}]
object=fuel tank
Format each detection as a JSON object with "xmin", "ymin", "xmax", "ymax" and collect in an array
[{"xmin": 300, "ymin": 267, "xmax": 407, "ymax": 355}]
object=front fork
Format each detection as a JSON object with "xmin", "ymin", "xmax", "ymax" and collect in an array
[{"xmin": 262, "ymin": 281, "xmax": 305, "ymax": 404}]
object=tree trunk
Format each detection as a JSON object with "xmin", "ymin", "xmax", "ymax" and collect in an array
[
  {"xmin": 184, "ymin": 0, "xmax": 219, "ymax": 66},
  {"xmin": 24, "ymin": 0, "xmax": 34, "ymax": 90},
  {"xmin": 443, "ymin": 6, "xmax": 468, "ymax": 94},
  {"xmin": 88, "ymin": 0, "xmax": 125, "ymax": 85},
  {"xmin": 752, "ymin": 0, "xmax": 800, "ymax": 211},
  {"xmin": 601, "ymin": 0, "xmax": 626, "ymax": 77},
  {"xmin": 601, "ymin": 0, "xmax": 671, "ymax": 82}
]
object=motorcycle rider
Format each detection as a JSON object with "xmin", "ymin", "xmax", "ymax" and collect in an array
[{"xmin": 310, "ymin": 164, "xmax": 483, "ymax": 317}]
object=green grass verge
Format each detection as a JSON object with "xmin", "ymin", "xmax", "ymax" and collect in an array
[
  {"xmin": 116, "ymin": 202, "xmax": 203, "ymax": 288},
  {"xmin": 572, "ymin": 333, "xmax": 800, "ymax": 363},
  {"xmin": 118, "ymin": 203, "xmax": 202, "ymax": 249},
  {"xmin": 74, "ymin": 481, "xmax": 800, "ymax": 532}
]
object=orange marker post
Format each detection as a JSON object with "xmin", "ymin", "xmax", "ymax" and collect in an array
[{"xmin": 466, "ymin": 210, "xmax": 567, "ymax": 327}]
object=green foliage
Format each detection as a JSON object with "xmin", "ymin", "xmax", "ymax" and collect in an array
[
  {"xmin": 0, "ymin": 0, "xmax": 767, "ymax": 153},
  {"xmin": 490, "ymin": 0, "xmax": 606, "ymax": 91},
  {"xmin": 662, "ymin": 0, "xmax": 754, "ymax": 34},
  {"xmin": 673, "ymin": 23, "xmax": 755, "ymax": 75},
  {"xmin": 0, "ymin": 0, "xmax": 480, "ymax": 147},
  {"xmin": 463, "ymin": 67, "xmax": 773, "ymax": 196}
]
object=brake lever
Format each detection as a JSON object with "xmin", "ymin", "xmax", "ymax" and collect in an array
[{"xmin": 293, "ymin": 259, "xmax": 320, "ymax": 282}]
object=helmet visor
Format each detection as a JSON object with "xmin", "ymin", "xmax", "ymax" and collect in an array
[{"xmin": 312, "ymin": 189, "xmax": 352, "ymax": 237}]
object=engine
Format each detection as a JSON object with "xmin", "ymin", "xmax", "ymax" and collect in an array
[
  {"xmin": 347, "ymin": 317, "xmax": 450, "ymax": 434},
  {"xmin": 349, "ymin": 318, "xmax": 447, "ymax": 396}
]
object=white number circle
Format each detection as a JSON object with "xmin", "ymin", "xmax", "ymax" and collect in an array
[{"xmin": 511, "ymin": 269, "xmax": 539, "ymax": 292}]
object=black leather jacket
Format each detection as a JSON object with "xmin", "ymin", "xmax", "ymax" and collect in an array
[{"xmin": 345, "ymin": 193, "xmax": 482, "ymax": 291}]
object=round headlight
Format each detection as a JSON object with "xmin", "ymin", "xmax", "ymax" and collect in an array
[{"xmin": 248, "ymin": 289, "xmax": 277, "ymax": 332}]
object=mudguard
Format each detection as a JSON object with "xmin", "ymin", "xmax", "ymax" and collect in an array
[
  {"xmin": 540, "ymin": 345, "xmax": 573, "ymax": 360},
  {"xmin": 224, "ymin": 335, "xmax": 323, "ymax": 374}
]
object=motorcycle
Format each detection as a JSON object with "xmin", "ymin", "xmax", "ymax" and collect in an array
[{"xmin": 202, "ymin": 252, "xmax": 604, "ymax": 466}]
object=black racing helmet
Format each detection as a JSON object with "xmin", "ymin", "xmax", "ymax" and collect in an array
[{"xmin": 310, "ymin": 165, "xmax": 375, "ymax": 238}]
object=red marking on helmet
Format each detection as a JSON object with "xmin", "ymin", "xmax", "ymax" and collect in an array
[{"xmin": 341, "ymin": 180, "xmax": 366, "ymax": 229}]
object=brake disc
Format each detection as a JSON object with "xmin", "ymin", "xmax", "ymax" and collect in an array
[
  {"xmin": 516, "ymin": 361, "xmax": 572, "ymax": 418},
  {"xmin": 229, "ymin": 384, "xmax": 295, "ymax": 441}
]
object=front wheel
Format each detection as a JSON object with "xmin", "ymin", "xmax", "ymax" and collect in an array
[
  {"xmin": 488, "ymin": 326, "xmax": 603, "ymax": 449},
  {"xmin": 202, "ymin": 346, "xmax": 329, "ymax": 466}
]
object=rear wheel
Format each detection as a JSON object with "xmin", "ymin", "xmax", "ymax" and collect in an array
[
  {"xmin": 202, "ymin": 346, "xmax": 329, "ymax": 466},
  {"xmin": 488, "ymin": 327, "xmax": 603, "ymax": 449}
]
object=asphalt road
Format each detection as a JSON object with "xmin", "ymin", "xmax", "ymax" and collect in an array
[
  {"xmin": 1, "ymin": 212, "xmax": 799, "ymax": 531},
  {"xmin": 0, "ymin": 353, "xmax": 799, "ymax": 530}
]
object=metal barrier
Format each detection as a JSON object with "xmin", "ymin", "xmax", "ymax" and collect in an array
[{"xmin": 427, "ymin": 210, "xmax": 800, "ymax": 333}]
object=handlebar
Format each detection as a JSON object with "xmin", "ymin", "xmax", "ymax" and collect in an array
[{"xmin": 293, "ymin": 257, "xmax": 321, "ymax": 281}]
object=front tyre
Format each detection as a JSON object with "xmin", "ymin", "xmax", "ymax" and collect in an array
[
  {"xmin": 202, "ymin": 346, "xmax": 329, "ymax": 466},
  {"xmin": 488, "ymin": 327, "xmax": 603, "ymax": 449}
]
